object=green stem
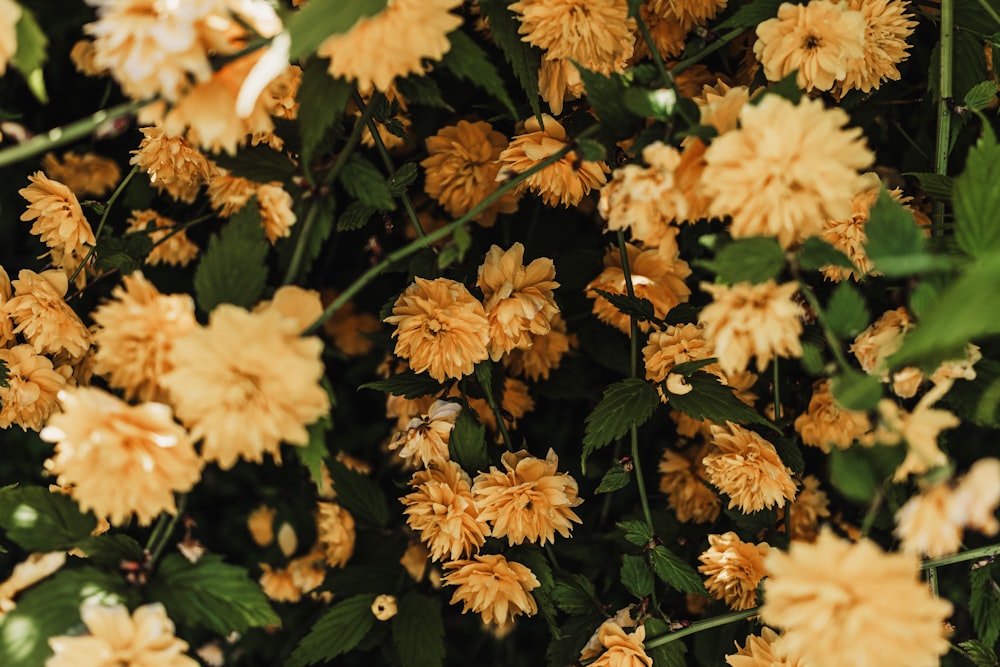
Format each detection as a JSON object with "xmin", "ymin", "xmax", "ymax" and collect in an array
[
  {"xmin": 933, "ymin": 0, "xmax": 954, "ymax": 232},
  {"xmin": 323, "ymin": 91, "xmax": 378, "ymax": 188},
  {"xmin": 795, "ymin": 279, "xmax": 851, "ymax": 372},
  {"xmin": 634, "ymin": 12, "xmax": 670, "ymax": 86},
  {"xmin": 480, "ymin": 365, "xmax": 515, "ymax": 452},
  {"xmin": 922, "ymin": 543, "xmax": 1000, "ymax": 569},
  {"xmin": 68, "ymin": 165, "xmax": 139, "ymax": 286},
  {"xmin": 645, "ymin": 609, "xmax": 757, "ymax": 648},
  {"xmin": 669, "ymin": 28, "xmax": 745, "ymax": 77},
  {"xmin": 147, "ymin": 493, "xmax": 188, "ymax": 567},
  {"xmin": 282, "ymin": 201, "xmax": 321, "ymax": 285},
  {"xmin": 772, "ymin": 359, "xmax": 782, "ymax": 422},
  {"xmin": 859, "ymin": 486, "xmax": 885, "ymax": 538},
  {"xmin": 927, "ymin": 565, "xmax": 939, "ymax": 597},
  {"xmin": 0, "ymin": 101, "xmax": 143, "ymax": 169}
]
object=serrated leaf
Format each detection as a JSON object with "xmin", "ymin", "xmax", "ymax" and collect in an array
[
  {"xmin": 286, "ymin": 594, "xmax": 376, "ymax": 667},
  {"xmin": 621, "ymin": 554, "xmax": 654, "ymax": 598},
  {"xmin": 94, "ymin": 234, "xmax": 153, "ymax": 274},
  {"xmin": 477, "ymin": 0, "xmax": 542, "ymax": 122},
  {"xmin": 287, "ymin": 0, "xmax": 387, "ymax": 59},
  {"xmin": 337, "ymin": 201, "xmax": 376, "ymax": 231},
  {"xmin": 0, "ymin": 485, "xmax": 96, "ymax": 551},
  {"xmin": 74, "ymin": 534, "xmax": 144, "ymax": 568},
  {"xmin": 865, "ymin": 188, "xmax": 949, "ymax": 276},
  {"xmin": 395, "ymin": 76, "xmax": 453, "ymax": 110},
  {"xmin": 596, "ymin": 462, "xmax": 632, "ymax": 494},
  {"xmin": 965, "ymin": 81, "xmax": 999, "ymax": 110},
  {"xmin": 146, "ymin": 554, "xmax": 278, "ymax": 635},
  {"xmin": 12, "ymin": 8, "xmax": 47, "ymax": 103},
  {"xmin": 551, "ymin": 574, "xmax": 597, "ymax": 614},
  {"xmin": 573, "ymin": 64, "xmax": 637, "ymax": 141},
  {"xmin": 648, "ymin": 545, "xmax": 705, "ymax": 595},
  {"xmin": 389, "ymin": 162, "xmax": 419, "ymax": 196},
  {"xmin": 582, "ymin": 378, "xmax": 660, "ymax": 467},
  {"xmin": 798, "ymin": 237, "xmax": 856, "ymax": 272},
  {"xmin": 666, "ymin": 372, "xmax": 777, "ymax": 431},
  {"xmin": 906, "ymin": 172, "xmax": 954, "ymax": 201},
  {"xmin": 826, "ymin": 282, "xmax": 869, "ymax": 338},
  {"xmin": 340, "ymin": 154, "xmax": 394, "ymax": 211},
  {"xmin": 360, "ymin": 371, "xmax": 441, "ymax": 399},
  {"xmin": 450, "ymin": 406, "xmax": 489, "ymax": 475},
  {"xmin": 700, "ymin": 236, "xmax": 785, "ymax": 284},
  {"xmin": 954, "ymin": 123, "xmax": 1000, "ymax": 257},
  {"xmin": 297, "ymin": 59, "xmax": 353, "ymax": 162},
  {"xmin": 297, "ymin": 413, "xmax": 332, "ymax": 497},
  {"xmin": 193, "ymin": 200, "xmax": 268, "ymax": 312},
  {"xmin": 718, "ymin": 0, "xmax": 784, "ymax": 29},
  {"xmin": 210, "ymin": 144, "xmax": 297, "ymax": 185},
  {"xmin": 970, "ymin": 562, "xmax": 1000, "ymax": 648},
  {"xmin": 441, "ymin": 31, "xmax": 517, "ymax": 119},
  {"xmin": 393, "ymin": 593, "xmax": 444, "ymax": 667},
  {"xmin": 645, "ymin": 618, "xmax": 687, "ymax": 667},
  {"xmin": 618, "ymin": 519, "xmax": 654, "ymax": 547},
  {"xmin": 508, "ymin": 545, "xmax": 555, "ymax": 591},
  {"xmin": 593, "ymin": 289, "xmax": 656, "ymax": 323},
  {"xmin": 326, "ymin": 458, "xmax": 389, "ymax": 527},
  {"xmin": 959, "ymin": 639, "xmax": 998, "ymax": 667},
  {"xmin": 831, "ymin": 369, "xmax": 882, "ymax": 411}
]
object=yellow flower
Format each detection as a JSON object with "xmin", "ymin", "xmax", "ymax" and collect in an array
[
  {"xmin": 316, "ymin": 0, "xmax": 462, "ymax": 94},
  {"xmin": 384, "ymin": 277, "xmax": 490, "ymax": 383},
  {"xmin": 422, "ymin": 120, "xmax": 519, "ymax": 227},
  {"xmin": 70, "ymin": 39, "xmax": 104, "ymax": 77},
  {"xmin": 659, "ymin": 443, "xmax": 721, "ymax": 523},
  {"xmin": 704, "ymin": 423, "xmax": 797, "ymax": 513},
  {"xmin": 510, "ymin": 0, "xmax": 635, "ymax": 65},
  {"xmin": 589, "ymin": 620, "xmax": 653, "ymax": 667},
  {"xmin": 126, "ymin": 210, "xmax": 200, "ymax": 267},
  {"xmin": 587, "ymin": 242, "xmax": 692, "ymax": 335},
  {"xmin": 41, "ymin": 152, "xmax": 121, "ymax": 199},
  {"xmin": 648, "ymin": 0, "xmax": 728, "ymax": 33},
  {"xmin": 247, "ymin": 504, "xmax": 276, "ymax": 547},
  {"xmin": 442, "ymin": 553, "xmax": 540, "ymax": 626},
  {"xmin": 701, "ymin": 95, "xmax": 874, "ymax": 248},
  {"xmin": 849, "ymin": 306, "xmax": 935, "ymax": 398},
  {"xmin": 478, "ymin": 243, "xmax": 560, "ymax": 361},
  {"xmin": 793, "ymin": 379, "xmax": 872, "ymax": 452},
  {"xmin": 782, "ymin": 475, "xmax": 831, "ymax": 542},
  {"xmin": 372, "ymin": 594, "xmax": 398, "ymax": 621},
  {"xmin": 643, "ymin": 324, "xmax": 717, "ymax": 399},
  {"xmin": 19, "ymin": 171, "xmax": 96, "ymax": 259},
  {"xmin": 390, "ymin": 400, "xmax": 462, "ymax": 469},
  {"xmin": 0, "ymin": 345, "xmax": 70, "ymax": 432},
  {"xmin": 754, "ymin": 0, "xmax": 866, "ymax": 92},
  {"xmin": 257, "ymin": 183, "xmax": 297, "ymax": 243},
  {"xmin": 47, "ymin": 602, "xmax": 198, "ymax": 667},
  {"xmin": 819, "ymin": 173, "xmax": 881, "ymax": 281},
  {"xmin": 472, "ymin": 448, "xmax": 583, "ymax": 546},
  {"xmin": 161, "ymin": 304, "xmax": 329, "ymax": 470},
  {"xmin": 255, "ymin": 285, "xmax": 324, "ymax": 335},
  {"xmin": 497, "ymin": 114, "xmax": 609, "ymax": 208},
  {"xmin": 761, "ymin": 529, "xmax": 952, "ymax": 667},
  {"xmin": 0, "ymin": 265, "xmax": 12, "ymax": 346},
  {"xmin": 0, "ymin": 551, "xmax": 65, "ymax": 614},
  {"xmin": 726, "ymin": 627, "xmax": 807, "ymax": 667},
  {"xmin": 259, "ymin": 564, "xmax": 302, "ymax": 603},
  {"xmin": 90, "ymin": 272, "xmax": 198, "ymax": 403},
  {"xmin": 698, "ymin": 532, "xmax": 770, "ymax": 611},
  {"xmin": 504, "ymin": 312, "xmax": 572, "ymax": 381},
  {"xmin": 694, "ymin": 82, "xmax": 750, "ymax": 137},
  {"xmin": 875, "ymin": 384, "xmax": 959, "ymax": 480},
  {"xmin": 5, "ymin": 269, "xmax": 90, "ymax": 359},
  {"xmin": 130, "ymin": 127, "xmax": 213, "ymax": 204},
  {"xmin": 699, "ymin": 280, "xmax": 802, "ymax": 375},
  {"xmin": 0, "ymin": 0, "xmax": 19, "ymax": 76},
  {"xmin": 288, "ymin": 547, "xmax": 327, "ymax": 594},
  {"xmin": 322, "ymin": 292, "xmax": 380, "ymax": 357},
  {"xmin": 315, "ymin": 502, "xmax": 356, "ymax": 568},
  {"xmin": 41, "ymin": 387, "xmax": 203, "ymax": 527},
  {"xmin": 402, "ymin": 461, "xmax": 490, "ymax": 561},
  {"xmin": 836, "ymin": 0, "xmax": 917, "ymax": 96},
  {"xmin": 954, "ymin": 458, "xmax": 1000, "ymax": 535},
  {"xmin": 634, "ymin": 3, "xmax": 688, "ymax": 60}
]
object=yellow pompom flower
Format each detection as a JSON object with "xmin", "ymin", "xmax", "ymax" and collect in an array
[{"xmin": 442, "ymin": 553, "xmax": 540, "ymax": 626}]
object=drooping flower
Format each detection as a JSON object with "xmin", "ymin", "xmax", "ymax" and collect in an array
[
  {"xmin": 41, "ymin": 387, "xmax": 203, "ymax": 526},
  {"xmin": 477, "ymin": 243, "xmax": 560, "ymax": 361},
  {"xmin": 472, "ymin": 448, "xmax": 583, "ymax": 546},
  {"xmin": 442, "ymin": 553, "xmax": 540, "ymax": 626},
  {"xmin": 659, "ymin": 443, "xmax": 721, "ymax": 523},
  {"xmin": 0, "ymin": 345, "xmax": 70, "ymax": 432},
  {"xmin": 421, "ymin": 120, "xmax": 519, "ymax": 227},
  {"xmin": 497, "ymin": 114, "xmax": 609, "ymax": 208},
  {"xmin": 160, "ymin": 304, "xmax": 330, "ymax": 470},
  {"xmin": 698, "ymin": 280, "xmax": 803, "ymax": 375},
  {"xmin": 701, "ymin": 95, "xmax": 874, "ymax": 248},
  {"xmin": 70, "ymin": 39, "xmax": 104, "ymax": 76},
  {"xmin": 125, "ymin": 210, "xmax": 200, "ymax": 267},
  {"xmin": 782, "ymin": 475, "xmax": 831, "ymax": 542},
  {"xmin": 384, "ymin": 277, "xmax": 490, "ymax": 383},
  {"xmin": 90, "ymin": 272, "xmax": 198, "ymax": 403},
  {"xmin": 587, "ymin": 242, "xmax": 692, "ymax": 334},
  {"xmin": 19, "ymin": 172, "xmax": 96, "ymax": 259},
  {"xmin": 726, "ymin": 627, "xmax": 807, "ymax": 667},
  {"xmin": 41, "ymin": 152, "xmax": 121, "ymax": 199},
  {"xmin": 703, "ymin": 423, "xmax": 797, "ymax": 513},
  {"xmin": 761, "ymin": 529, "xmax": 952, "ymax": 667},
  {"xmin": 389, "ymin": 400, "xmax": 462, "ymax": 469},
  {"xmin": 793, "ymin": 379, "xmax": 872, "ymax": 451},
  {"xmin": 316, "ymin": 0, "xmax": 463, "ymax": 93},
  {"xmin": 0, "ymin": 0, "xmax": 19, "ymax": 75},
  {"xmin": 954, "ymin": 457, "xmax": 1000, "ymax": 535},
  {"xmin": 4, "ymin": 269, "xmax": 90, "ymax": 359},
  {"xmin": 510, "ymin": 0, "xmax": 635, "ymax": 65},
  {"xmin": 835, "ymin": 0, "xmax": 917, "ymax": 96},
  {"xmin": 698, "ymin": 532, "xmax": 770, "ymax": 611},
  {"xmin": 401, "ymin": 461, "xmax": 490, "ymax": 561},
  {"xmin": 588, "ymin": 620, "xmax": 653, "ymax": 667},
  {"xmin": 315, "ymin": 502, "xmax": 356, "ymax": 568},
  {"xmin": 754, "ymin": 0, "xmax": 866, "ymax": 92},
  {"xmin": 130, "ymin": 127, "xmax": 213, "ymax": 204},
  {"xmin": 0, "ymin": 552, "xmax": 66, "ymax": 614},
  {"xmin": 504, "ymin": 312, "xmax": 572, "ymax": 381},
  {"xmin": 47, "ymin": 602, "xmax": 198, "ymax": 667}
]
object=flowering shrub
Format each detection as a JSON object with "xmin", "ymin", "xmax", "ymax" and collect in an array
[{"xmin": 0, "ymin": 1, "xmax": 999, "ymax": 666}]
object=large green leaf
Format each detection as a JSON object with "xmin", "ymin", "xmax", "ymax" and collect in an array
[
  {"xmin": 665, "ymin": 372, "xmax": 776, "ymax": 431},
  {"xmin": 449, "ymin": 407, "xmax": 489, "ymax": 475},
  {"xmin": 864, "ymin": 189, "xmax": 948, "ymax": 276},
  {"xmin": 621, "ymin": 554, "xmax": 654, "ymax": 598},
  {"xmin": 700, "ymin": 236, "xmax": 785, "ymax": 285},
  {"xmin": 287, "ymin": 0, "xmax": 387, "ymax": 59},
  {"xmin": 648, "ymin": 545, "xmax": 705, "ymax": 595},
  {"xmin": 393, "ymin": 593, "xmax": 445, "ymax": 667},
  {"xmin": 0, "ymin": 485, "xmax": 96, "ymax": 551},
  {"xmin": 441, "ymin": 31, "xmax": 517, "ymax": 119},
  {"xmin": 572, "ymin": 65, "xmax": 637, "ymax": 141},
  {"xmin": 193, "ymin": 200, "xmax": 269, "ymax": 313},
  {"xmin": 970, "ymin": 561, "xmax": 1000, "ymax": 648},
  {"xmin": 582, "ymin": 378, "xmax": 660, "ymax": 467},
  {"xmin": 286, "ymin": 594, "xmax": 376, "ymax": 667},
  {"xmin": 297, "ymin": 58, "xmax": 353, "ymax": 163},
  {"xmin": 954, "ymin": 123, "xmax": 1000, "ymax": 257}
]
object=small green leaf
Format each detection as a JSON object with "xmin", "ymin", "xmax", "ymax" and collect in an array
[
  {"xmin": 147, "ymin": 554, "xmax": 279, "ymax": 636},
  {"xmin": 285, "ymin": 594, "xmax": 376, "ymax": 667},
  {"xmin": 965, "ymin": 81, "xmax": 999, "ymax": 110},
  {"xmin": 648, "ymin": 545, "xmax": 705, "ymax": 595},
  {"xmin": 592, "ymin": 289, "xmax": 656, "ymax": 323},
  {"xmin": 621, "ymin": 554, "xmax": 654, "ymax": 598},
  {"xmin": 623, "ymin": 87, "xmax": 677, "ymax": 121},
  {"xmin": 645, "ymin": 618, "xmax": 687, "ymax": 667},
  {"xmin": 771, "ymin": 434, "xmax": 805, "ymax": 475},
  {"xmin": 389, "ymin": 162, "xmax": 419, "ymax": 196},
  {"xmin": 758, "ymin": 72, "xmax": 802, "ymax": 104},
  {"xmin": 958, "ymin": 640, "xmax": 998, "ymax": 667},
  {"xmin": 905, "ymin": 172, "xmax": 953, "ymax": 201},
  {"xmin": 95, "ymin": 234, "xmax": 154, "ymax": 275},
  {"xmin": 441, "ymin": 31, "xmax": 517, "ymax": 119},
  {"xmin": 831, "ymin": 369, "xmax": 882, "ymax": 411},
  {"xmin": 337, "ymin": 201, "xmax": 376, "ymax": 232},
  {"xmin": 826, "ymin": 282, "xmax": 870, "ymax": 338},
  {"xmin": 582, "ymin": 378, "xmax": 660, "ymax": 467},
  {"xmin": 296, "ymin": 413, "xmax": 332, "ymax": 497},
  {"xmin": 326, "ymin": 458, "xmax": 389, "ymax": 527},
  {"xmin": 954, "ymin": 123, "xmax": 1000, "ymax": 257},
  {"xmin": 666, "ymin": 372, "xmax": 777, "ymax": 431},
  {"xmin": 798, "ymin": 237, "xmax": 856, "ymax": 272},
  {"xmin": 210, "ymin": 144, "xmax": 297, "ymax": 185},
  {"xmin": 393, "ymin": 593, "xmax": 445, "ymax": 667},
  {"xmin": 360, "ymin": 371, "xmax": 442, "ymax": 399},
  {"xmin": 12, "ymin": 8, "xmax": 47, "ymax": 103},
  {"xmin": 450, "ymin": 407, "xmax": 489, "ymax": 475},
  {"xmin": 596, "ymin": 461, "xmax": 632, "ymax": 494},
  {"xmin": 551, "ymin": 574, "xmax": 597, "ymax": 614},
  {"xmin": 287, "ymin": 0, "xmax": 387, "ymax": 59},
  {"xmin": 700, "ymin": 236, "xmax": 785, "ymax": 285},
  {"xmin": 193, "ymin": 200, "xmax": 269, "ymax": 312},
  {"xmin": 476, "ymin": 0, "xmax": 543, "ymax": 122},
  {"xmin": 340, "ymin": 154, "xmax": 394, "ymax": 211},
  {"xmin": 865, "ymin": 188, "xmax": 948, "ymax": 276},
  {"xmin": 297, "ymin": 59, "xmax": 353, "ymax": 162},
  {"xmin": 618, "ymin": 519, "xmax": 654, "ymax": 547},
  {"xmin": 573, "ymin": 64, "xmax": 638, "ymax": 141},
  {"xmin": 0, "ymin": 485, "xmax": 96, "ymax": 551}
]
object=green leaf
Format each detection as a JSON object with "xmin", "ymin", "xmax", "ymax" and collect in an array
[
  {"xmin": 771, "ymin": 434, "xmax": 805, "ymax": 475},
  {"xmin": 476, "ymin": 0, "xmax": 542, "ymax": 122},
  {"xmin": 551, "ymin": 574, "xmax": 597, "ymax": 614},
  {"xmin": 297, "ymin": 59, "xmax": 353, "ymax": 162},
  {"xmin": 389, "ymin": 162, "xmax": 419, "ymax": 196},
  {"xmin": 210, "ymin": 144, "xmax": 297, "ymax": 185},
  {"xmin": 648, "ymin": 545, "xmax": 705, "ymax": 595},
  {"xmin": 337, "ymin": 201, "xmax": 376, "ymax": 232},
  {"xmin": 393, "ymin": 593, "xmax": 444, "ymax": 667},
  {"xmin": 74, "ymin": 534, "xmax": 144, "ymax": 568},
  {"xmin": 450, "ymin": 406, "xmax": 489, "ymax": 475},
  {"xmin": 572, "ymin": 64, "xmax": 637, "ymax": 141},
  {"xmin": 326, "ymin": 458, "xmax": 389, "ymax": 527},
  {"xmin": 759, "ymin": 72, "xmax": 802, "ymax": 104},
  {"xmin": 666, "ymin": 372, "xmax": 777, "ymax": 431},
  {"xmin": 718, "ymin": 0, "xmax": 784, "ymax": 29},
  {"xmin": 395, "ymin": 76, "xmax": 453, "ymax": 110},
  {"xmin": 147, "ymin": 554, "xmax": 279, "ymax": 635},
  {"xmin": 193, "ymin": 200, "xmax": 268, "ymax": 312},
  {"xmin": 645, "ymin": 618, "xmax": 687, "ymax": 667},
  {"xmin": 954, "ymin": 123, "xmax": 1000, "ymax": 257},
  {"xmin": 905, "ymin": 172, "xmax": 953, "ymax": 201},
  {"xmin": 798, "ymin": 237, "xmax": 856, "ymax": 272},
  {"xmin": 94, "ymin": 234, "xmax": 153, "ymax": 275},
  {"xmin": 592, "ymin": 289, "xmax": 656, "ymax": 323},
  {"xmin": 12, "ymin": 8, "xmax": 47, "ymax": 103},
  {"xmin": 582, "ymin": 378, "xmax": 660, "ymax": 467},
  {"xmin": 801, "ymin": 341, "xmax": 825, "ymax": 375},
  {"xmin": 287, "ymin": 0, "xmax": 387, "ymax": 59},
  {"xmin": 577, "ymin": 138, "xmax": 608, "ymax": 162},
  {"xmin": 596, "ymin": 461, "xmax": 632, "ymax": 494},
  {"xmin": 297, "ymin": 413, "xmax": 332, "ymax": 497},
  {"xmin": 965, "ymin": 81, "xmax": 999, "ymax": 111},
  {"xmin": 623, "ymin": 87, "xmax": 677, "ymax": 122},
  {"xmin": 831, "ymin": 369, "xmax": 882, "ymax": 411},
  {"xmin": 618, "ymin": 519, "xmax": 654, "ymax": 548},
  {"xmin": 826, "ymin": 282, "xmax": 869, "ymax": 338},
  {"xmin": 0, "ymin": 485, "xmax": 96, "ymax": 551},
  {"xmin": 0, "ymin": 567, "xmax": 131, "ymax": 667},
  {"xmin": 340, "ymin": 154, "xmax": 394, "ymax": 211},
  {"xmin": 700, "ymin": 236, "xmax": 785, "ymax": 285},
  {"xmin": 970, "ymin": 561, "xmax": 1000, "ymax": 648},
  {"xmin": 286, "ymin": 594, "xmax": 376, "ymax": 667},
  {"xmin": 621, "ymin": 554, "xmax": 654, "ymax": 598},
  {"xmin": 441, "ymin": 31, "xmax": 517, "ymax": 119},
  {"xmin": 360, "ymin": 371, "xmax": 441, "ymax": 399},
  {"xmin": 828, "ymin": 445, "xmax": 903, "ymax": 503},
  {"xmin": 958, "ymin": 640, "xmax": 998, "ymax": 667},
  {"xmin": 865, "ymin": 188, "xmax": 947, "ymax": 276}
]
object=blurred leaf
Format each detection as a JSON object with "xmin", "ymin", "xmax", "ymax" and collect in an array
[
  {"xmin": 954, "ymin": 123, "xmax": 1000, "ymax": 257},
  {"xmin": 648, "ymin": 545, "xmax": 705, "ymax": 595},
  {"xmin": 831, "ymin": 369, "xmax": 882, "ymax": 411},
  {"xmin": 905, "ymin": 172, "xmax": 953, "ymax": 201},
  {"xmin": 395, "ymin": 76, "xmax": 453, "ymax": 110},
  {"xmin": 645, "ymin": 618, "xmax": 688, "ymax": 667},
  {"xmin": 0, "ymin": 485, "xmax": 96, "ymax": 551},
  {"xmin": 801, "ymin": 342, "xmax": 825, "ymax": 375},
  {"xmin": 147, "ymin": 554, "xmax": 279, "ymax": 635},
  {"xmin": 700, "ymin": 236, "xmax": 785, "ymax": 284},
  {"xmin": 623, "ymin": 87, "xmax": 677, "ymax": 122},
  {"xmin": 758, "ymin": 72, "xmax": 802, "ymax": 104},
  {"xmin": 582, "ymin": 379, "xmax": 660, "ymax": 467},
  {"xmin": 74, "ymin": 534, "xmax": 144, "ymax": 568},
  {"xmin": 360, "ymin": 371, "xmax": 441, "ymax": 399},
  {"xmin": 798, "ymin": 237, "xmax": 856, "ymax": 272},
  {"xmin": 193, "ymin": 200, "xmax": 268, "ymax": 312},
  {"xmin": 477, "ymin": 0, "xmax": 542, "ymax": 122},
  {"xmin": 297, "ymin": 411, "xmax": 332, "ymax": 497},
  {"xmin": 577, "ymin": 138, "xmax": 608, "ymax": 162},
  {"xmin": 958, "ymin": 640, "xmax": 998, "ymax": 667},
  {"xmin": 441, "ymin": 31, "xmax": 517, "ymax": 119},
  {"xmin": 287, "ymin": 0, "xmax": 387, "ymax": 59},
  {"xmin": 393, "ymin": 593, "xmax": 444, "ymax": 667},
  {"xmin": 592, "ymin": 289, "xmax": 656, "ymax": 323},
  {"xmin": 450, "ymin": 406, "xmax": 489, "ymax": 475},
  {"xmin": 666, "ymin": 372, "xmax": 777, "ymax": 431},
  {"xmin": 828, "ymin": 445, "xmax": 903, "ymax": 503},
  {"xmin": 340, "ymin": 154, "xmax": 394, "ymax": 211},
  {"xmin": 621, "ymin": 554, "xmax": 654, "ymax": 598},
  {"xmin": 946, "ymin": 359, "xmax": 1000, "ymax": 427},
  {"xmin": 718, "ymin": 0, "xmax": 784, "ymax": 29},
  {"xmin": 337, "ymin": 201, "xmax": 376, "ymax": 231},
  {"xmin": 12, "ymin": 8, "xmax": 47, "ymax": 103},
  {"xmin": 964, "ymin": 81, "xmax": 998, "ymax": 111},
  {"xmin": 327, "ymin": 458, "xmax": 389, "ymax": 527},
  {"xmin": 825, "ymin": 282, "xmax": 869, "ymax": 338},
  {"xmin": 211, "ymin": 144, "xmax": 297, "ymax": 185},
  {"xmin": 297, "ymin": 59, "xmax": 353, "ymax": 163},
  {"xmin": 573, "ymin": 64, "xmax": 638, "ymax": 141},
  {"xmin": 286, "ymin": 594, "xmax": 376, "ymax": 667},
  {"xmin": 865, "ymin": 189, "xmax": 949, "ymax": 276},
  {"xmin": 596, "ymin": 461, "xmax": 632, "ymax": 494}
]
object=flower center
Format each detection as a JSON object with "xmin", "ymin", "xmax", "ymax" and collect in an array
[{"xmin": 803, "ymin": 34, "xmax": 822, "ymax": 50}]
